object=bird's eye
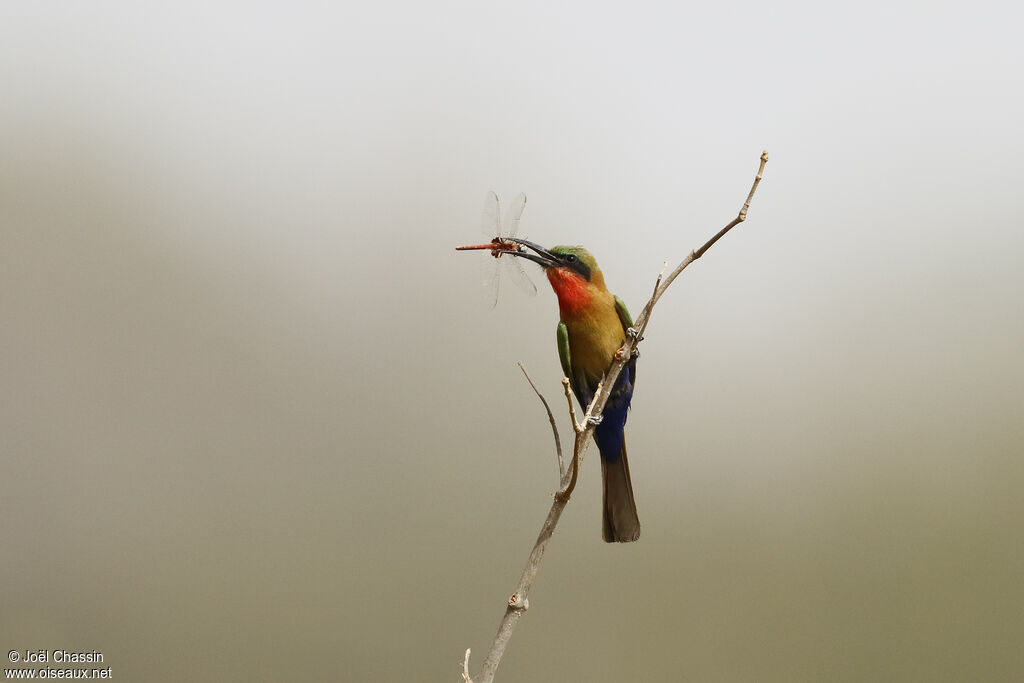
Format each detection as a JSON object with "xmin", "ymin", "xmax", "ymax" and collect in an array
[{"xmin": 565, "ymin": 254, "xmax": 577, "ymax": 263}]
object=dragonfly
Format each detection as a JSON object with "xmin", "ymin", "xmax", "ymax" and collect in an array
[{"xmin": 455, "ymin": 191, "xmax": 538, "ymax": 308}]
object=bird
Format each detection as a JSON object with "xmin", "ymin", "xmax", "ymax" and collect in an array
[{"xmin": 508, "ymin": 239, "xmax": 640, "ymax": 542}]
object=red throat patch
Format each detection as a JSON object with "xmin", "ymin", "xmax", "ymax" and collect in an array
[{"xmin": 546, "ymin": 268, "xmax": 591, "ymax": 316}]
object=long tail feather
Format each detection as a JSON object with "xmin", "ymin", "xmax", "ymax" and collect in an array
[{"xmin": 601, "ymin": 441, "xmax": 640, "ymax": 542}]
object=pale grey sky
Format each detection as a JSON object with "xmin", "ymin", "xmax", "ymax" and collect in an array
[{"xmin": 2, "ymin": 2, "xmax": 1022, "ymax": 680}]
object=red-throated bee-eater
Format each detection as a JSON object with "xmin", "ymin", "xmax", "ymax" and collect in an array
[{"xmin": 507, "ymin": 238, "xmax": 640, "ymax": 542}]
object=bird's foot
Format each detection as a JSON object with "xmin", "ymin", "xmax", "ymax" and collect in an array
[{"xmin": 586, "ymin": 414, "xmax": 603, "ymax": 426}]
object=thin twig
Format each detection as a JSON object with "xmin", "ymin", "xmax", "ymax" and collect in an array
[
  {"xmin": 582, "ymin": 378, "xmax": 604, "ymax": 424},
  {"xmin": 517, "ymin": 362, "xmax": 564, "ymax": 479},
  {"xmin": 654, "ymin": 150, "xmax": 769, "ymax": 307},
  {"xmin": 467, "ymin": 151, "xmax": 769, "ymax": 683},
  {"xmin": 462, "ymin": 649, "xmax": 472, "ymax": 683},
  {"xmin": 554, "ymin": 379, "xmax": 581, "ymax": 501},
  {"xmin": 562, "ymin": 377, "xmax": 582, "ymax": 434}
]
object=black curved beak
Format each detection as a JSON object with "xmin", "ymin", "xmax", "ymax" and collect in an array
[{"xmin": 507, "ymin": 238, "xmax": 560, "ymax": 269}]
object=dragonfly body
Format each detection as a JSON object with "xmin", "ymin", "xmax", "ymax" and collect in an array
[{"xmin": 454, "ymin": 236, "xmax": 522, "ymax": 257}]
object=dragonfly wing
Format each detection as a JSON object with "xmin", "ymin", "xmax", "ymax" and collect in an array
[
  {"xmin": 502, "ymin": 253, "xmax": 538, "ymax": 297},
  {"xmin": 480, "ymin": 191, "xmax": 502, "ymax": 308},
  {"xmin": 474, "ymin": 191, "xmax": 533, "ymax": 307},
  {"xmin": 500, "ymin": 192, "xmax": 535, "ymax": 297},
  {"xmin": 481, "ymin": 191, "xmax": 500, "ymax": 239},
  {"xmin": 504, "ymin": 192, "xmax": 527, "ymax": 238},
  {"xmin": 486, "ymin": 259, "xmax": 501, "ymax": 309}
]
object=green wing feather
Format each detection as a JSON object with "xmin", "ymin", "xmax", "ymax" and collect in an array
[
  {"xmin": 556, "ymin": 322, "xmax": 572, "ymax": 380},
  {"xmin": 614, "ymin": 295, "xmax": 633, "ymax": 333},
  {"xmin": 614, "ymin": 296, "xmax": 638, "ymax": 382}
]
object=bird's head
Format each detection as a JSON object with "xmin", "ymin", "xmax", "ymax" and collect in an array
[{"xmin": 508, "ymin": 239, "xmax": 607, "ymax": 314}]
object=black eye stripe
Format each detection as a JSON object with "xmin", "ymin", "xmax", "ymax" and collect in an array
[{"xmin": 560, "ymin": 253, "xmax": 590, "ymax": 281}]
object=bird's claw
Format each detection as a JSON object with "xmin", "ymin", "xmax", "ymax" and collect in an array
[
  {"xmin": 586, "ymin": 414, "xmax": 603, "ymax": 426},
  {"xmin": 626, "ymin": 327, "xmax": 639, "ymax": 339}
]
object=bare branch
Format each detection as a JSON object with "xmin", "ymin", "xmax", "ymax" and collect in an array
[
  {"xmin": 475, "ymin": 490, "xmax": 570, "ymax": 683},
  {"xmin": 517, "ymin": 362, "xmax": 564, "ymax": 479},
  {"xmin": 462, "ymin": 649, "xmax": 472, "ymax": 683},
  {"xmin": 467, "ymin": 151, "xmax": 769, "ymax": 683}
]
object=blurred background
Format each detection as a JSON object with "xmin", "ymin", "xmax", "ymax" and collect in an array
[{"xmin": 2, "ymin": 1, "xmax": 1022, "ymax": 681}]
